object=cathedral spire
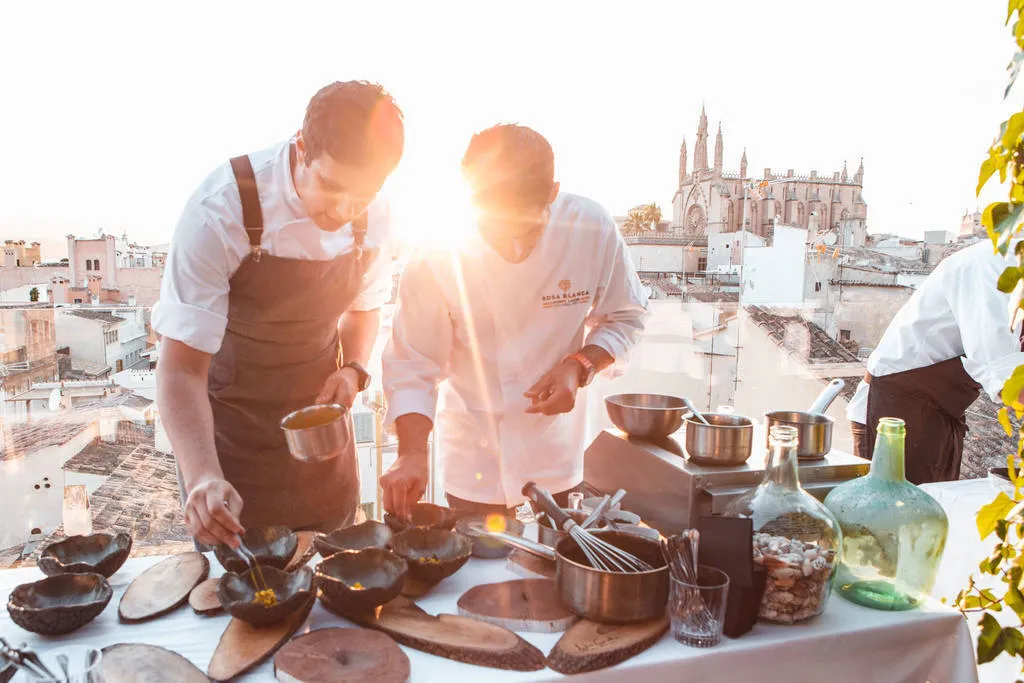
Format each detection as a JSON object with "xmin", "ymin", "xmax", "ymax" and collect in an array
[
  {"xmin": 854, "ymin": 157, "xmax": 864, "ymax": 185},
  {"xmin": 679, "ymin": 137, "xmax": 688, "ymax": 186},
  {"xmin": 695, "ymin": 106, "xmax": 709, "ymax": 171},
  {"xmin": 841, "ymin": 160, "xmax": 849, "ymax": 183},
  {"xmin": 740, "ymin": 147, "xmax": 748, "ymax": 178},
  {"xmin": 714, "ymin": 123, "xmax": 724, "ymax": 174}
]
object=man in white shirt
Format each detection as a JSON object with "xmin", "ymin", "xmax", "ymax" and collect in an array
[
  {"xmin": 847, "ymin": 239, "xmax": 1024, "ymax": 483},
  {"xmin": 153, "ymin": 81, "xmax": 404, "ymax": 547},
  {"xmin": 381, "ymin": 124, "xmax": 649, "ymax": 517}
]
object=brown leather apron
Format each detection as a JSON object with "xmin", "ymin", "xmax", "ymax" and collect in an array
[
  {"xmin": 186, "ymin": 152, "xmax": 372, "ymax": 531},
  {"xmin": 864, "ymin": 357, "xmax": 980, "ymax": 484}
]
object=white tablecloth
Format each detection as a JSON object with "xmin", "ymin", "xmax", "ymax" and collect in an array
[
  {"xmin": 1, "ymin": 547, "xmax": 977, "ymax": 682},
  {"xmin": 922, "ymin": 479, "xmax": 1019, "ymax": 683}
]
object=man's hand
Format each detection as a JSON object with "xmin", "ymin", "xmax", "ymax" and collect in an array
[
  {"xmin": 380, "ymin": 453, "xmax": 430, "ymax": 520},
  {"xmin": 183, "ymin": 477, "xmax": 244, "ymax": 548},
  {"xmin": 316, "ymin": 367, "xmax": 361, "ymax": 408},
  {"xmin": 525, "ymin": 359, "xmax": 581, "ymax": 415}
]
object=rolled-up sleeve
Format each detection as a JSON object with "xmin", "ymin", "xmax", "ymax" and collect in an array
[
  {"xmin": 584, "ymin": 225, "xmax": 650, "ymax": 377},
  {"xmin": 151, "ymin": 201, "xmax": 235, "ymax": 355},
  {"xmin": 382, "ymin": 255, "xmax": 453, "ymax": 426}
]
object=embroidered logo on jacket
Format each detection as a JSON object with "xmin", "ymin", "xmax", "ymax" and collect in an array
[{"xmin": 543, "ymin": 279, "xmax": 591, "ymax": 308}]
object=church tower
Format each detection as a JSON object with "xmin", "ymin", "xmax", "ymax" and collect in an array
[
  {"xmin": 714, "ymin": 124, "xmax": 723, "ymax": 174},
  {"xmin": 740, "ymin": 148, "xmax": 748, "ymax": 178},
  {"xmin": 694, "ymin": 105, "xmax": 709, "ymax": 171},
  {"xmin": 679, "ymin": 138, "xmax": 688, "ymax": 187},
  {"xmin": 854, "ymin": 157, "xmax": 864, "ymax": 185}
]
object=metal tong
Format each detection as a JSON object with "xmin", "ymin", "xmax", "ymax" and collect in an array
[{"xmin": 0, "ymin": 637, "xmax": 59, "ymax": 680}]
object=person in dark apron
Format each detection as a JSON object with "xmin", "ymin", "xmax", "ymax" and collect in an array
[
  {"xmin": 154, "ymin": 82, "xmax": 404, "ymax": 549},
  {"xmin": 847, "ymin": 239, "xmax": 1024, "ymax": 484}
]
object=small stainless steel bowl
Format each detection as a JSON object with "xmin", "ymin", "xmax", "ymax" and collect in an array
[
  {"xmin": 281, "ymin": 404, "xmax": 351, "ymax": 462},
  {"xmin": 684, "ymin": 413, "xmax": 754, "ymax": 466},
  {"xmin": 605, "ymin": 393, "xmax": 687, "ymax": 438}
]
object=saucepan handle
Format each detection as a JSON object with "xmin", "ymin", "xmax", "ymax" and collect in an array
[
  {"xmin": 471, "ymin": 525, "xmax": 558, "ymax": 561},
  {"xmin": 522, "ymin": 481, "xmax": 573, "ymax": 531},
  {"xmin": 808, "ymin": 378, "xmax": 845, "ymax": 415}
]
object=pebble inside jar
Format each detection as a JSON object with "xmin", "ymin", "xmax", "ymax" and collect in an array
[{"xmin": 724, "ymin": 425, "xmax": 842, "ymax": 624}]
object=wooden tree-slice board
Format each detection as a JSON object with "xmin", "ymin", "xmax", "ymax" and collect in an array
[
  {"xmin": 119, "ymin": 552, "xmax": 209, "ymax": 623},
  {"xmin": 285, "ymin": 531, "xmax": 318, "ymax": 571},
  {"xmin": 505, "ymin": 549, "xmax": 556, "ymax": 579},
  {"xmin": 207, "ymin": 597, "xmax": 314, "ymax": 681},
  {"xmin": 342, "ymin": 596, "xmax": 544, "ymax": 671},
  {"xmin": 457, "ymin": 579, "xmax": 577, "ymax": 633},
  {"xmin": 102, "ymin": 643, "xmax": 210, "ymax": 682},
  {"xmin": 274, "ymin": 628, "xmax": 410, "ymax": 683},
  {"xmin": 189, "ymin": 578, "xmax": 222, "ymax": 615},
  {"xmin": 546, "ymin": 616, "xmax": 670, "ymax": 675}
]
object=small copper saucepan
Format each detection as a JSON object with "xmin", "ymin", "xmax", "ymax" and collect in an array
[
  {"xmin": 280, "ymin": 404, "xmax": 352, "ymax": 462},
  {"xmin": 476, "ymin": 526, "xmax": 669, "ymax": 624}
]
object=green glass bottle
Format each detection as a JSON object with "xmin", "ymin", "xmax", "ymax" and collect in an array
[{"xmin": 824, "ymin": 417, "xmax": 949, "ymax": 610}]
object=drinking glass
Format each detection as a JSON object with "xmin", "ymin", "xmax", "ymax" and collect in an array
[{"xmin": 669, "ymin": 565, "xmax": 729, "ymax": 647}]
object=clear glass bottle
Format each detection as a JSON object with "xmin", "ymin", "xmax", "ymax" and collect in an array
[
  {"xmin": 724, "ymin": 424, "xmax": 842, "ymax": 624},
  {"xmin": 824, "ymin": 417, "xmax": 948, "ymax": 610}
]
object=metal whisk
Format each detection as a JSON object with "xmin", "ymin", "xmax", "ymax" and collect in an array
[{"xmin": 522, "ymin": 482, "xmax": 654, "ymax": 573}]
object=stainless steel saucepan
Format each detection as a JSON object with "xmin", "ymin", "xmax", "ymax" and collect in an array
[{"xmin": 764, "ymin": 378, "xmax": 845, "ymax": 460}]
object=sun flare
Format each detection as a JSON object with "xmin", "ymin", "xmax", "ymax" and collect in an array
[{"xmin": 389, "ymin": 164, "xmax": 478, "ymax": 250}]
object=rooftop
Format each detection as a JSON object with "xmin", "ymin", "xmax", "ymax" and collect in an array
[
  {"xmin": 6, "ymin": 444, "xmax": 190, "ymax": 569},
  {"xmin": 60, "ymin": 309, "xmax": 124, "ymax": 324},
  {"xmin": 3, "ymin": 420, "xmax": 90, "ymax": 461},
  {"xmin": 62, "ymin": 438, "xmax": 135, "ymax": 476},
  {"xmin": 746, "ymin": 305, "xmax": 861, "ymax": 366}
]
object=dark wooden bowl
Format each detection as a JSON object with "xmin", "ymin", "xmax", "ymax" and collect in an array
[
  {"xmin": 315, "ymin": 548, "xmax": 408, "ymax": 614},
  {"xmin": 314, "ymin": 521, "xmax": 393, "ymax": 558},
  {"xmin": 454, "ymin": 514, "xmax": 525, "ymax": 559},
  {"xmin": 38, "ymin": 532, "xmax": 133, "ymax": 578},
  {"xmin": 7, "ymin": 572, "xmax": 112, "ymax": 635},
  {"xmin": 214, "ymin": 526, "xmax": 297, "ymax": 573},
  {"xmin": 385, "ymin": 502, "xmax": 458, "ymax": 533},
  {"xmin": 390, "ymin": 528, "xmax": 472, "ymax": 585},
  {"xmin": 216, "ymin": 565, "xmax": 313, "ymax": 626}
]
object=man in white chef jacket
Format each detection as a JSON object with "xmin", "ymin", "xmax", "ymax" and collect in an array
[
  {"xmin": 381, "ymin": 124, "xmax": 650, "ymax": 517},
  {"xmin": 847, "ymin": 238, "xmax": 1024, "ymax": 483}
]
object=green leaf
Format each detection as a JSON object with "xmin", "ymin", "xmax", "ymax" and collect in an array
[
  {"xmin": 980, "ymin": 493, "xmax": 1017, "ymax": 539},
  {"xmin": 1009, "ymin": 52, "xmax": 1024, "ymax": 98},
  {"xmin": 1008, "ymin": 581, "xmax": 1024, "ymax": 618},
  {"xmin": 1002, "ymin": 113, "xmax": 1024, "ymax": 150},
  {"xmin": 1001, "ymin": 407, "xmax": 1015, "ymax": 437},
  {"xmin": 985, "ymin": 202, "xmax": 1024, "ymax": 256},
  {"xmin": 1000, "ymin": 267, "xmax": 1023, "ymax": 293},
  {"xmin": 982, "ymin": 156, "xmax": 1002, "ymax": 195},
  {"xmin": 963, "ymin": 594, "xmax": 984, "ymax": 609},
  {"xmin": 979, "ymin": 613, "xmax": 1005, "ymax": 663},
  {"xmin": 1002, "ymin": 365, "xmax": 1024, "ymax": 410}
]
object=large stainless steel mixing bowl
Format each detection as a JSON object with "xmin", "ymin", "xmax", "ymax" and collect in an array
[{"xmin": 605, "ymin": 393, "xmax": 687, "ymax": 438}]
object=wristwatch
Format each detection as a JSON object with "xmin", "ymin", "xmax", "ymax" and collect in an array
[
  {"xmin": 343, "ymin": 361, "xmax": 371, "ymax": 392},
  {"xmin": 567, "ymin": 352, "xmax": 596, "ymax": 387}
]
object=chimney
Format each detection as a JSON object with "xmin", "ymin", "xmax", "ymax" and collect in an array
[
  {"xmin": 786, "ymin": 169, "xmax": 794, "ymax": 178},
  {"xmin": 128, "ymin": 295, "xmax": 137, "ymax": 307},
  {"xmin": 764, "ymin": 168, "xmax": 771, "ymax": 179},
  {"xmin": 810, "ymin": 170, "xmax": 817, "ymax": 180}
]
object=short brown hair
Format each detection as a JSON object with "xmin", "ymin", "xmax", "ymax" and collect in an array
[
  {"xmin": 461, "ymin": 124, "xmax": 555, "ymax": 210},
  {"xmin": 302, "ymin": 81, "xmax": 405, "ymax": 171}
]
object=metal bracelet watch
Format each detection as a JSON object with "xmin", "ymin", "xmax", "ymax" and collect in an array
[
  {"xmin": 343, "ymin": 361, "xmax": 371, "ymax": 392},
  {"xmin": 567, "ymin": 352, "xmax": 596, "ymax": 387}
]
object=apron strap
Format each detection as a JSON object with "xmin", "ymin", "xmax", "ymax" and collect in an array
[{"xmin": 229, "ymin": 155, "xmax": 265, "ymax": 262}]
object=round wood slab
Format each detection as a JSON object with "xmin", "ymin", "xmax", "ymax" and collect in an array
[
  {"xmin": 102, "ymin": 643, "xmax": 209, "ymax": 682},
  {"xmin": 546, "ymin": 616, "xmax": 670, "ymax": 675},
  {"xmin": 274, "ymin": 628, "xmax": 410, "ymax": 683},
  {"xmin": 207, "ymin": 597, "xmax": 314, "ymax": 682},
  {"xmin": 119, "ymin": 552, "xmax": 209, "ymax": 622},
  {"xmin": 189, "ymin": 578, "xmax": 222, "ymax": 615},
  {"xmin": 457, "ymin": 579, "xmax": 577, "ymax": 633}
]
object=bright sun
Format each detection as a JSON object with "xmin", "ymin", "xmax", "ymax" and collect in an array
[{"xmin": 387, "ymin": 163, "xmax": 478, "ymax": 250}]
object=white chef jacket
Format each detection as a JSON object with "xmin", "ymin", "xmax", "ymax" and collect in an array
[
  {"xmin": 383, "ymin": 193, "xmax": 650, "ymax": 505},
  {"xmin": 847, "ymin": 239, "xmax": 1024, "ymax": 424},
  {"xmin": 152, "ymin": 138, "xmax": 394, "ymax": 354}
]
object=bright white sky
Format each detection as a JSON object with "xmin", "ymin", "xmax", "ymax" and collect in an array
[{"xmin": 0, "ymin": 0, "xmax": 1017, "ymax": 259}]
